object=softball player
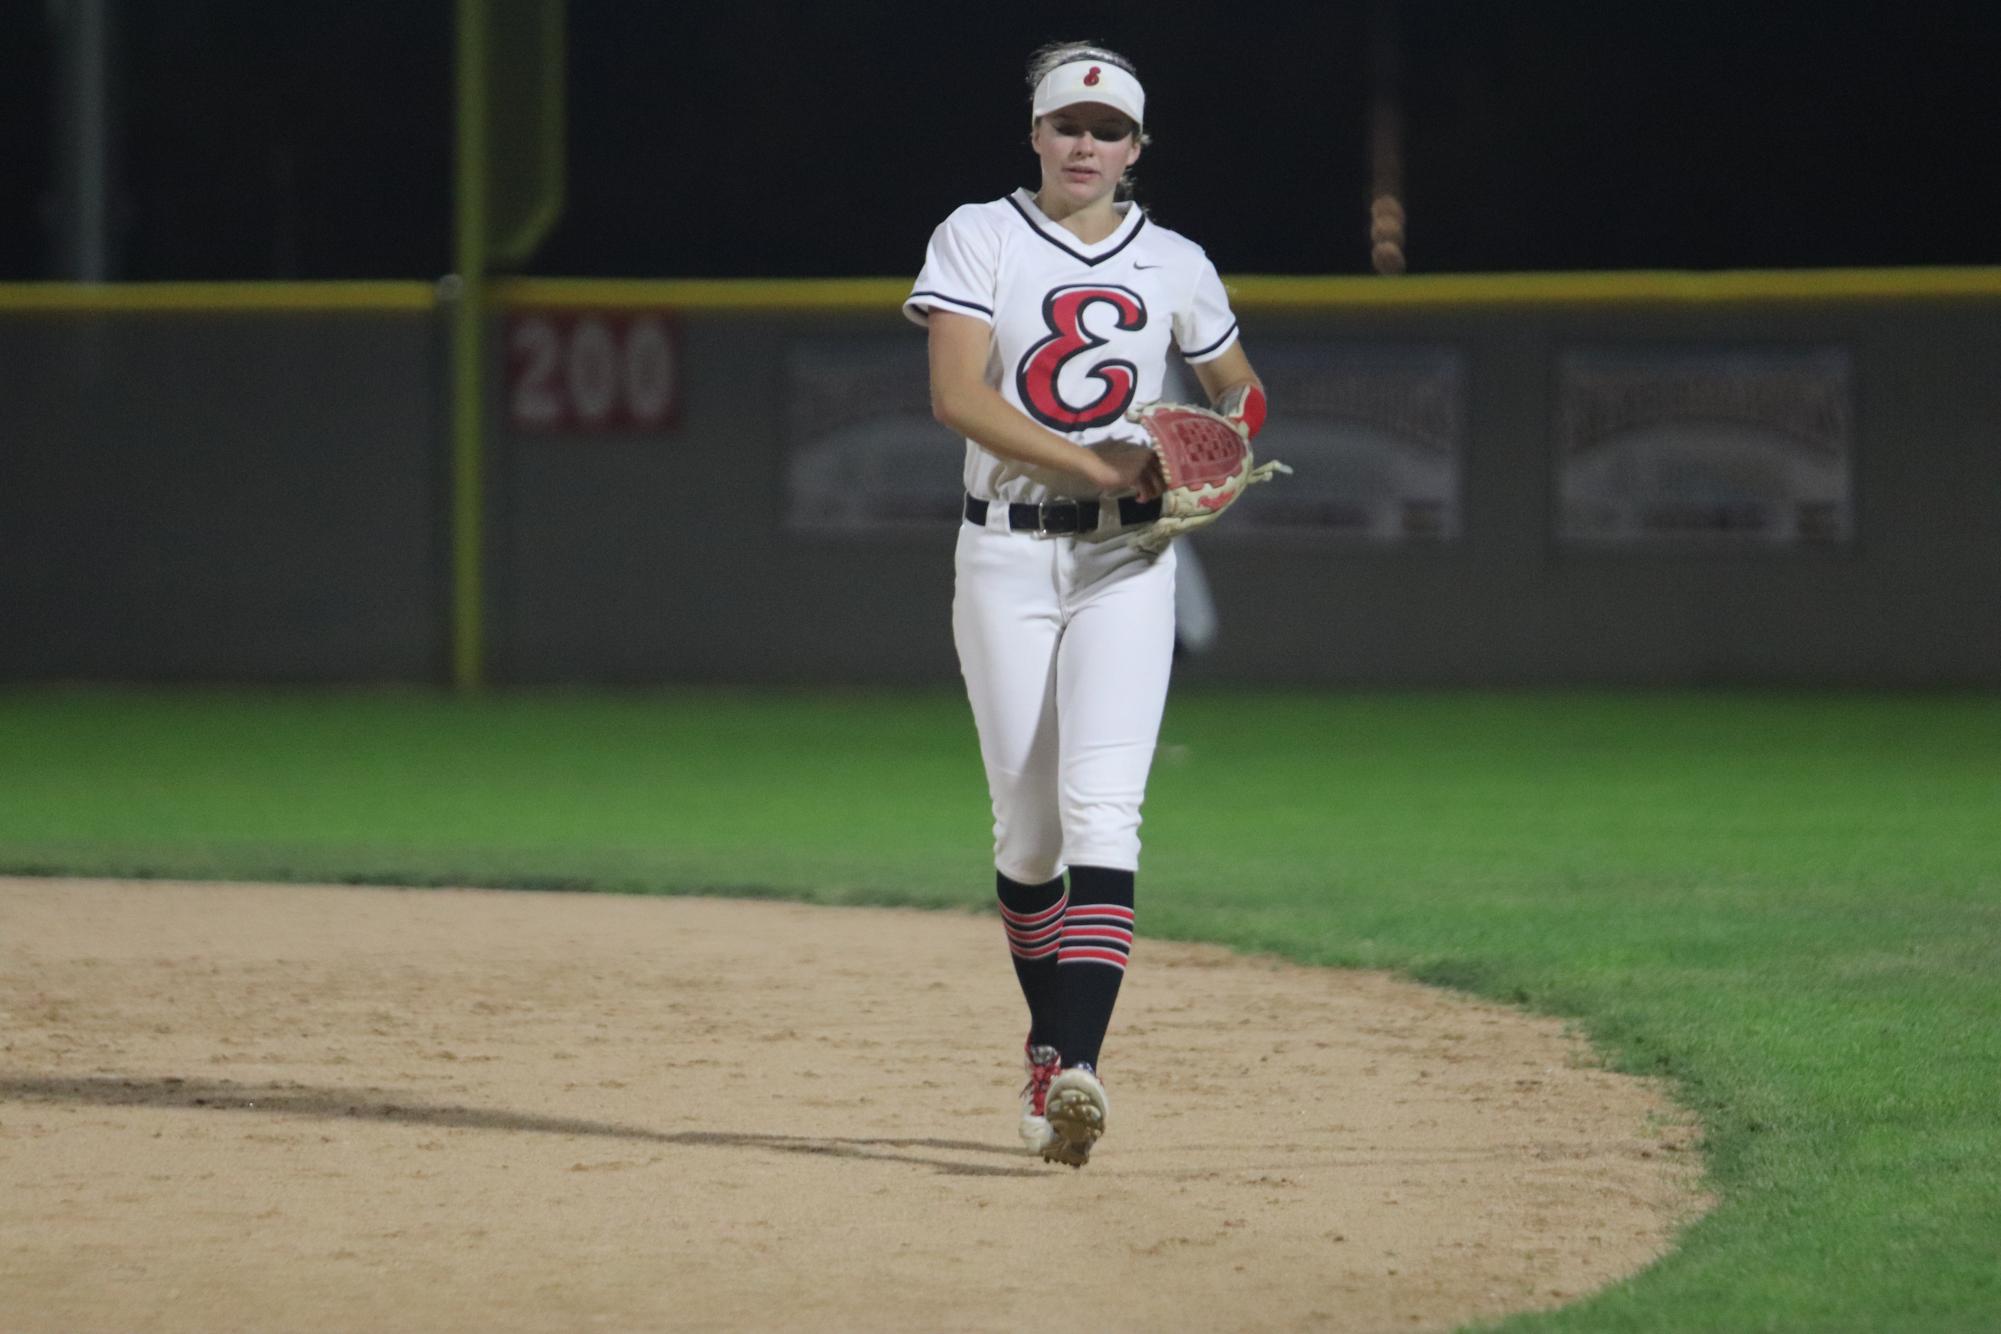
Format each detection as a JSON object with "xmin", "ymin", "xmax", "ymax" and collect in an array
[{"xmin": 904, "ymin": 40, "xmax": 1266, "ymax": 1167}]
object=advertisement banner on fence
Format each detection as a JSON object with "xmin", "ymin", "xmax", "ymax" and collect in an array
[
  {"xmin": 782, "ymin": 338, "xmax": 1464, "ymax": 541},
  {"xmin": 1556, "ymin": 348, "xmax": 1854, "ymax": 546},
  {"xmin": 1241, "ymin": 343, "xmax": 1464, "ymax": 541},
  {"xmin": 783, "ymin": 339, "xmax": 963, "ymax": 535}
]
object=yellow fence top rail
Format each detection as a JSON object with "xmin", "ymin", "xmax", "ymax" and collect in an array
[
  {"xmin": 2, "ymin": 267, "xmax": 1996, "ymax": 315},
  {"xmin": 1224, "ymin": 267, "xmax": 2001, "ymax": 308},
  {"xmin": 0, "ymin": 282, "xmax": 436, "ymax": 312},
  {"xmin": 500, "ymin": 268, "xmax": 2001, "ymax": 311}
]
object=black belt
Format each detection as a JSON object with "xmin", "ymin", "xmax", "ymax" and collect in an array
[{"xmin": 963, "ymin": 494, "xmax": 1162, "ymax": 534}]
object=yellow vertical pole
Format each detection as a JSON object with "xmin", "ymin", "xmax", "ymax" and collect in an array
[{"xmin": 451, "ymin": 0, "xmax": 489, "ymax": 690}]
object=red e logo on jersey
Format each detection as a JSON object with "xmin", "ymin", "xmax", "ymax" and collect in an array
[{"xmin": 1016, "ymin": 284, "xmax": 1149, "ymax": 432}]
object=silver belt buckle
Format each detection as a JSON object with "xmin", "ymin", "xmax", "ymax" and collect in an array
[{"xmin": 1038, "ymin": 500, "xmax": 1067, "ymax": 533}]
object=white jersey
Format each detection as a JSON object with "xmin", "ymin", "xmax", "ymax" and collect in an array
[{"xmin": 905, "ymin": 188, "xmax": 1242, "ymax": 503}]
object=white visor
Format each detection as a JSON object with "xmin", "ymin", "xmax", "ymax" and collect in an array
[{"xmin": 1031, "ymin": 58, "xmax": 1145, "ymax": 130}]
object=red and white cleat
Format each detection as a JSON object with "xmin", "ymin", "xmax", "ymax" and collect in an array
[{"xmin": 1020, "ymin": 1041, "xmax": 1063, "ymax": 1150}]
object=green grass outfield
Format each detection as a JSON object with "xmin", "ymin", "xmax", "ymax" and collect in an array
[{"xmin": 2, "ymin": 686, "xmax": 1996, "ymax": 1332}]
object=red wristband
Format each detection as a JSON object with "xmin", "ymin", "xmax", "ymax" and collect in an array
[{"xmin": 1216, "ymin": 382, "xmax": 1267, "ymax": 439}]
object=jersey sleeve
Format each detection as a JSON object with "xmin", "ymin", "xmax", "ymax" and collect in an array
[
  {"xmin": 903, "ymin": 205, "xmax": 1000, "ymax": 328},
  {"xmin": 1173, "ymin": 255, "xmax": 1241, "ymax": 364}
]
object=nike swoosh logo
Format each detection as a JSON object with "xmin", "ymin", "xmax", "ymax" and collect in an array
[{"xmin": 1134, "ymin": 262, "xmax": 1162, "ymax": 270}]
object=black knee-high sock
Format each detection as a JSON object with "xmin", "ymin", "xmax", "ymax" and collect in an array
[
  {"xmin": 996, "ymin": 871, "xmax": 1067, "ymax": 1050},
  {"xmin": 1052, "ymin": 865, "xmax": 1136, "ymax": 1070}
]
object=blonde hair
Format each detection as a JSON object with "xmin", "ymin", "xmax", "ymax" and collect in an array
[{"xmin": 1025, "ymin": 40, "xmax": 1152, "ymax": 200}]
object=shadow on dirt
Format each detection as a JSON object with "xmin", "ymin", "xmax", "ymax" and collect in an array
[{"xmin": 0, "ymin": 1074, "xmax": 1047, "ymax": 1179}]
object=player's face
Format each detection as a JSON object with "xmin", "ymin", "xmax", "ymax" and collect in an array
[{"xmin": 1033, "ymin": 103, "xmax": 1143, "ymax": 209}]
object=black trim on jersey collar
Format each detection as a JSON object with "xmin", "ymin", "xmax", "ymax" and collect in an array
[
  {"xmin": 1183, "ymin": 319, "xmax": 1240, "ymax": 361},
  {"xmin": 1005, "ymin": 194, "xmax": 1147, "ymax": 268},
  {"xmin": 908, "ymin": 289, "xmax": 994, "ymax": 317}
]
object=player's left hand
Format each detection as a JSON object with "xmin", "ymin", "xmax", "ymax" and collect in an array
[{"xmin": 1124, "ymin": 401, "xmax": 1292, "ymax": 555}]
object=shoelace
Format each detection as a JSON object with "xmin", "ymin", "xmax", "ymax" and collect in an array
[{"xmin": 1021, "ymin": 1047, "xmax": 1061, "ymax": 1116}]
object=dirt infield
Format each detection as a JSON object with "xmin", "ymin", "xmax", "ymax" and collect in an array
[{"xmin": 0, "ymin": 878, "xmax": 1707, "ymax": 1331}]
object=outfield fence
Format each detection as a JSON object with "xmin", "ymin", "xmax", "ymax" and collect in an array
[{"xmin": 3, "ymin": 271, "xmax": 1997, "ymax": 685}]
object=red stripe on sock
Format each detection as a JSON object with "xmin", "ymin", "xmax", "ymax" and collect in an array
[{"xmin": 999, "ymin": 896, "xmax": 1069, "ymax": 928}]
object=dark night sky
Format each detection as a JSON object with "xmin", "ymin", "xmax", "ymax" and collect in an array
[{"xmin": 4, "ymin": 2, "xmax": 1997, "ymax": 281}]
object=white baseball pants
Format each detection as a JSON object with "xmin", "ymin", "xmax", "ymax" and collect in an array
[{"xmin": 952, "ymin": 512, "xmax": 1177, "ymax": 883}]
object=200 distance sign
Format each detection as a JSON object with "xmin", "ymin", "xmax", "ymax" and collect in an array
[{"xmin": 506, "ymin": 311, "xmax": 682, "ymax": 433}]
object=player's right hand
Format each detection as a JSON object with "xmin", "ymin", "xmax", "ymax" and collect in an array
[{"xmin": 1087, "ymin": 439, "xmax": 1165, "ymax": 502}]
